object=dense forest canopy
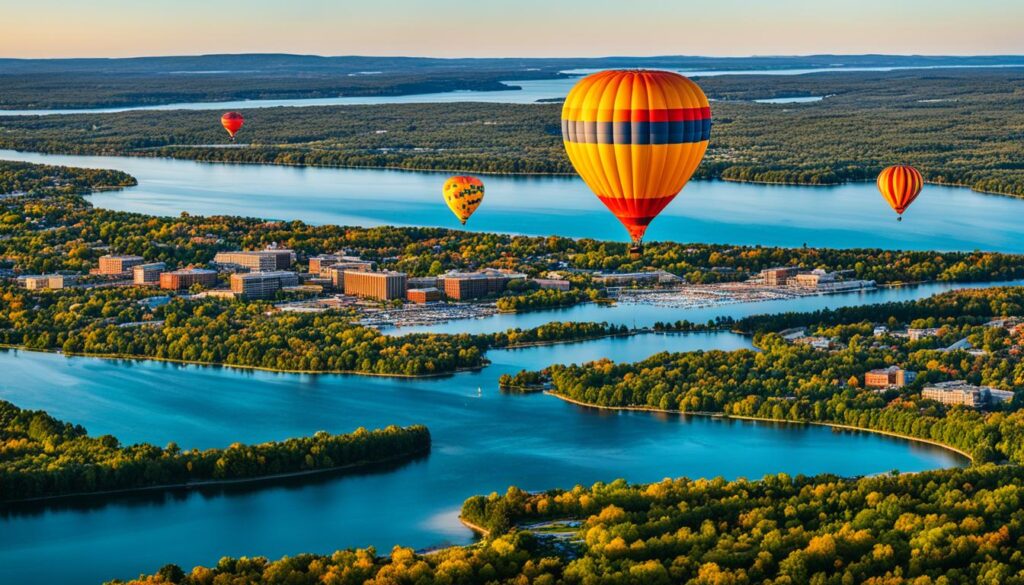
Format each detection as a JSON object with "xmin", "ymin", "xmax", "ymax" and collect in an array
[
  {"xmin": 3, "ymin": 69, "xmax": 1024, "ymax": 194},
  {"xmin": 112, "ymin": 464, "xmax": 1024, "ymax": 584}
]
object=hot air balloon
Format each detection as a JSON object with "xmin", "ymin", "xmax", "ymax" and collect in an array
[
  {"xmin": 877, "ymin": 165, "xmax": 923, "ymax": 221},
  {"xmin": 221, "ymin": 112, "xmax": 244, "ymax": 141},
  {"xmin": 561, "ymin": 69, "xmax": 711, "ymax": 255},
  {"xmin": 443, "ymin": 176, "xmax": 484, "ymax": 225}
]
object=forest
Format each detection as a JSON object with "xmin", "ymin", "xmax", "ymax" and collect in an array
[
  {"xmin": 0, "ymin": 400, "xmax": 430, "ymax": 501},
  {"xmin": 112, "ymin": 464, "xmax": 1024, "ymax": 584},
  {"xmin": 3, "ymin": 69, "xmax": 1024, "ymax": 194},
  {"xmin": 3, "ymin": 53, "xmax": 1016, "ymax": 108},
  {"xmin": 0, "ymin": 160, "xmax": 135, "ymax": 197}
]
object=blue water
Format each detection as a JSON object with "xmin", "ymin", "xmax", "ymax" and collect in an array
[
  {"xmin": 1, "ymin": 64, "xmax": 1020, "ymax": 115},
  {"xmin": 2, "ymin": 149, "xmax": 1023, "ymax": 253},
  {"xmin": 0, "ymin": 331, "xmax": 965, "ymax": 585},
  {"xmin": 753, "ymin": 96, "xmax": 825, "ymax": 104}
]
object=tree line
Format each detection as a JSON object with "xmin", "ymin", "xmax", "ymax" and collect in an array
[{"xmin": 0, "ymin": 400, "xmax": 430, "ymax": 502}]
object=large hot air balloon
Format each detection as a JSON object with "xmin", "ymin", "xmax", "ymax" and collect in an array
[
  {"xmin": 562, "ymin": 69, "xmax": 711, "ymax": 255},
  {"xmin": 221, "ymin": 112, "xmax": 245, "ymax": 141},
  {"xmin": 877, "ymin": 165, "xmax": 923, "ymax": 221},
  {"xmin": 443, "ymin": 176, "xmax": 484, "ymax": 225}
]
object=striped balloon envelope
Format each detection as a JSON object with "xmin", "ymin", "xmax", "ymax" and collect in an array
[
  {"xmin": 561, "ymin": 70, "xmax": 711, "ymax": 254},
  {"xmin": 877, "ymin": 165, "xmax": 923, "ymax": 221}
]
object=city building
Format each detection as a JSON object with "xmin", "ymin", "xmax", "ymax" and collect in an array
[
  {"xmin": 407, "ymin": 287, "xmax": 442, "ymax": 304},
  {"xmin": 97, "ymin": 254, "xmax": 145, "ymax": 275},
  {"xmin": 407, "ymin": 276, "xmax": 440, "ymax": 290},
  {"xmin": 865, "ymin": 366, "xmax": 917, "ymax": 389},
  {"xmin": 343, "ymin": 270, "xmax": 407, "ymax": 300},
  {"xmin": 20, "ymin": 274, "xmax": 75, "ymax": 290},
  {"xmin": 326, "ymin": 261, "xmax": 376, "ymax": 290},
  {"xmin": 922, "ymin": 380, "xmax": 1014, "ymax": 408},
  {"xmin": 593, "ymin": 270, "xmax": 676, "ymax": 287},
  {"xmin": 761, "ymin": 266, "xmax": 803, "ymax": 286},
  {"xmin": 230, "ymin": 271, "xmax": 300, "ymax": 300},
  {"xmin": 213, "ymin": 248, "xmax": 294, "ymax": 271},
  {"xmin": 311, "ymin": 255, "xmax": 374, "ymax": 276},
  {"xmin": 908, "ymin": 327, "xmax": 941, "ymax": 341},
  {"xmin": 133, "ymin": 262, "xmax": 166, "ymax": 285},
  {"xmin": 159, "ymin": 268, "xmax": 218, "ymax": 291},
  {"xmin": 439, "ymin": 270, "xmax": 527, "ymax": 300},
  {"xmin": 533, "ymin": 278, "xmax": 571, "ymax": 291},
  {"xmin": 791, "ymin": 269, "xmax": 836, "ymax": 289}
]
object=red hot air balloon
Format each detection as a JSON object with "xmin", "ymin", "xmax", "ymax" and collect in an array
[
  {"xmin": 877, "ymin": 165, "xmax": 923, "ymax": 221},
  {"xmin": 221, "ymin": 112, "xmax": 245, "ymax": 141}
]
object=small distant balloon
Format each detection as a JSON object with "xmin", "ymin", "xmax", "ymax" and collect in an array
[
  {"xmin": 221, "ymin": 112, "xmax": 245, "ymax": 141},
  {"xmin": 561, "ymin": 69, "xmax": 712, "ymax": 255},
  {"xmin": 442, "ymin": 176, "xmax": 484, "ymax": 225},
  {"xmin": 877, "ymin": 165, "xmax": 923, "ymax": 221}
]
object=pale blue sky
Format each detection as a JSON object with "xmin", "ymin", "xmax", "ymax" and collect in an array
[{"xmin": 3, "ymin": 0, "xmax": 1022, "ymax": 58}]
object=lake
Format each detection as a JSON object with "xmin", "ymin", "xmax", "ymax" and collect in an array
[
  {"xmin": 0, "ymin": 331, "xmax": 966, "ymax": 585},
  {"xmin": 1, "ymin": 64, "xmax": 1020, "ymax": 115},
  {"xmin": 2, "ymin": 149, "xmax": 1024, "ymax": 252}
]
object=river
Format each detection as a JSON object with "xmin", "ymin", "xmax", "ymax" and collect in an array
[
  {"xmin": 0, "ymin": 329, "xmax": 966, "ymax": 585},
  {"xmin": 1, "ymin": 64, "xmax": 1021, "ymax": 115},
  {"xmin": 3, "ymin": 149, "xmax": 1024, "ymax": 252}
]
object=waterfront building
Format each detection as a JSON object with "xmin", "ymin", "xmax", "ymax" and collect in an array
[
  {"xmin": 593, "ymin": 271, "xmax": 675, "ymax": 286},
  {"xmin": 133, "ymin": 262, "xmax": 166, "ymax": 285},
  {"xmin": 344, "ymin": 270, "xmax": 407, "ymax": 300},
  {"xmin": 533, "ymin": 278, "xmax": 571, "ymax": 291},
  {"xmin": 213, "ymin": 248, "xmax": 294, "ymax": 271},
  {"xmin": 792, "ymin": 269, "xmax": 836, "ymax": 289},
  {"xmin": 407, "ymin": 287, "xmax": 442, "ymax": 304},
  {"xmin": 20, "ymin": 274, "xmax": 75, "ymax": 290},
  {"xmin": 159, "ymin": 268, "xmax": 218, "ymax": 291},
  {"xmin": 864, "ymin": 366, "xmax": 917, "ymax": 389},
  {"xmin": 97, "ymin": 254, "xmax": 145, "ymax": 275},
  {"xmin": 922, "ymin": 380, "xmax": 1013, "ymax": 408},
  {"xmin": 761, "ymin": 266, "xmax": 803, "ymax": 286},
  {"xmin": 439, "ymin": 270, "xmax": 525, "ymax": 300},
  {"xmin": 230, "ymin": 271, "xmax": 300, "ymax": 300}
]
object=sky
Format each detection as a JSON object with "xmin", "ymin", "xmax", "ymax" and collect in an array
[{"xmin": 3, "ymin": 0, "xmax": 1023, "ymax": 59}]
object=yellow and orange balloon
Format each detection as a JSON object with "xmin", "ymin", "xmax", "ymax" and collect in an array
[
  {"xmin": 443, "ymin": 176, "xmax": 485, "ymax": 225},
  {"xmin": 877, "ymin": 165, "xmax": 923, "ymax": 221},
  {"xmin": 221, "ymin": 112, "xmax": 244, "ymax": 141},
  {"xmin": 561, "ymin": 69, "xmax": 711, "ymax": 253}
]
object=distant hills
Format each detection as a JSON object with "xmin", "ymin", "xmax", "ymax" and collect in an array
[{"xmin": 2, "ymin": 53, "xmax": 1024, "ymax": 75}]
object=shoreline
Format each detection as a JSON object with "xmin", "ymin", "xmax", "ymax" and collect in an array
[
  {"xmin": 3, "ymin": 148, "xmax": 1022, "ymax": 198},
  {"xmin": 1, "ymin": 446, "xmax": 431, "ymax": 506},
  {"xmin": 0, "ymin": 344, "xmax": 488, "ymax": 379},
  {"xmin": 545, "ymin": 392, "xmax": 974, "ymax": 462},
  {"xmin": 458, "ymin": 517, "xmax": 491, "ymax": 538}
]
